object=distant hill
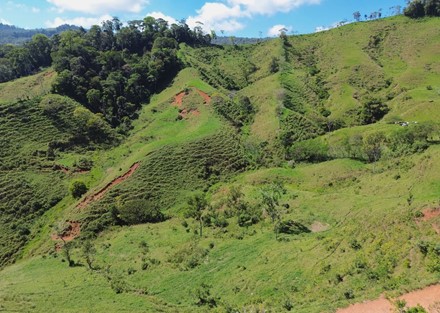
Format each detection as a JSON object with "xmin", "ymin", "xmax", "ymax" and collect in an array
[
  {"xmin": 211, "ymin": 36, "xmax": 270, "ymax": 45},
  {"xmin": 0, "ymin": 23, "xmax": 80, "ymax": 45}
]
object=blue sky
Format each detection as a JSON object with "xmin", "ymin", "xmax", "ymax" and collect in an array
[{"xmin": 0, "ymin": 0, "xmax": 407, "ymax": 37}]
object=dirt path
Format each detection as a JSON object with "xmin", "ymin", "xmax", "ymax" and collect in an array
[
  {"xmin": 76, "ymin": 162, "xmax": 140, "ymax": 210},
  {"xmin": 337, "ymin": 284, "xmax": 440, "ymax": 313}
]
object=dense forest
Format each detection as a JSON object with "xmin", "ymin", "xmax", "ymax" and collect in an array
[
  {"xmin": 0, "ymin": 17, "xmax": 212, "ymax": 129},
  {"xmin": 404, "ymin": 0, "xmax": 440, "ymax": 17}
]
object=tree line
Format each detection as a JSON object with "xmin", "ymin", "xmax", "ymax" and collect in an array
[
  {"xmin": 404, "ymin": 0, "xmax": 440, "ymax": 18},
  {"xmin": 0, "ymin": 17, "xmax": 212, "ymax": 127}
]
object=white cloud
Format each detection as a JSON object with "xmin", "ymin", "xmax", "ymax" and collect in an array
[
  {"xmin": 147, "ymin": 11, "xmax": 177, "ymax": 25},
  {"xmin": 186, "ymin": 0, "xmax": 320, "ymax": 34},
  {"xmin": 31, "ymin": 7, "xmax": 41, "ymax": 13},
  {"xmin": 0, "ymin": 18, "xmax": 12, "ymax": 25},
  {"xmin": 268, "ymin": 24, "xmax": 292, "ymax": 36},
  {"xmin": 228, "ymin": 0, "xmax": 321, "ymax": 15},
  {"xmin": 187, "ymin": 2, "xmax": 247, "ymax": 33},
  {"xmin": 45, "ymin": 14, "xmax": 113, "ymax": 28},
  {"xmin": 46, "ymin": 0, "xmax": 148, "ymax": 14}
]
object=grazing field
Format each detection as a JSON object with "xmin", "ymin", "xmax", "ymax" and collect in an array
[{"xmin": 0, "ymin": 15, "xmax": 439, "ymax": 313}]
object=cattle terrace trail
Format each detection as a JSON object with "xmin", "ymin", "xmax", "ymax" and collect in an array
[{"xmin": 76, "ymin": 162, "xmax": 140, "ymax": 210}]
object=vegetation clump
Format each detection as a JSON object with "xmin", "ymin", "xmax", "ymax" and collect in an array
[{"xmin": 70, "ymin": 180, "xmax": 88, "ymax": 199}]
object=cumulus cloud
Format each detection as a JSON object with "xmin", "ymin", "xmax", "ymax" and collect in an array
[
  {"xmin": 228, "ymin": 0, "xmax": 321, "ymax": 15},
  {"xmin": 46, "ymin": 0, "xmax": 148, "ymax": 14},
  {"xmin": 187, "ymin": 0, "xmax": 320, "ymax": 33},
  {"xmin": 267, "ymin": 24, "xmax": 292, "ymax": 36},
  {"xmin": 147, "ymin": 11, "xmax": 177, "ymax": 25},
  {"xmin": 45, "ymin": 14, "xmax": 113, "ymax": 28},
  {"xmin": 187, "ymin": 2, "xmax": 246, "ymax": 33},
  {"xmin": 0, "ymin": 18, "xmax": 12, "ymax": 25}
]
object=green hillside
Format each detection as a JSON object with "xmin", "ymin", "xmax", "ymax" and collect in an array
[{"xmin": 0, "ymin": 15, "xmax": 439, "ymax": 313}]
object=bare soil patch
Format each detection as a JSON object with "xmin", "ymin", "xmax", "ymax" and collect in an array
[
  {"xmin": 51, "ymin": 221, "xmax": 81, "ymax": 250},
  {"xmin": 310, "ymin": 221, "xmax": 329, "ymax": 233},
  {"xmin": 337, "ymin": 284, "xmax": 440, "ymax": 313},
  {"xmin": 76, "ymin": 163, "xmax": 140, "ymax": 210},
  {"xmin": 196, "ymin": 89, "xmax": 211, "ymax": 104},
  {"xmin": 173, "ymin": 92, "xmax": 186, "ymax": 107},
  {"xmin": 422, "ymin": 208, "xmax": 440, "ymax": 221}
]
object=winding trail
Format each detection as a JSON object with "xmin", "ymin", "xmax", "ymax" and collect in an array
[{"xmin": 76, "ymin": 162, "xmax": 140, "ymax": 210}]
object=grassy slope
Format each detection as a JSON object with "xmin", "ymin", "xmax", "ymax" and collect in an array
[
  {"xmin": 1, "ymin": 148, "xmax": 439, "ymax": 312},
  {"xmin": 0, "ymin": 69, "xmax": 56, "ymax": 105},
  {"xmin": 290, "ymin": 16, "xmax": 440, "ymax": 123},
  {"xmin": 0, "ymin": 16, "xmax": 440, "ymax": 313}
]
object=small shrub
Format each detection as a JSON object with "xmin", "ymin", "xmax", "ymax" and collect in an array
[
  {"xmin": 283, "ymin": 299, "xmax": 294, "ymax": 311},
  {"xmin": 275, "ymin": 220, "xmax": 310, "ymax": 235},
  {"xmin": 194, "ymin": 283, "xmax": 218, "ymax": 308},
  {"xmin": 349, "ymin": 239, "xmax": 362, "ymax": 250},
  {"xmin": 344, "ymin": 289, "xmax": 355, "ymax": 299}
]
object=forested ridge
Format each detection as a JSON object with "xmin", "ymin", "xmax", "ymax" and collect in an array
[
  {"xmin": 0, "ymin": 23, "xmax": 79, "ymax": 45},
  {"xmin": 0, "ymin": 17, "xmax": 212, "ymax": 128}
]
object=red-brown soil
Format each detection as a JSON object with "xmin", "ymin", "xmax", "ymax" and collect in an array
[
  {"xmin": 172, "ymin": 89, "xmax": 211, "ymax": 108},
  {"xmin": 76, "ymin": 162, "xmax": 140, "ymax": 210},
  {"xmin": 51, "ymin": 221, "xmax": 81, "ymax": 250},
  {"xmin": 337, "ymin": 284, "xmax": 440, "ymax": 313},
  {"xmin": 196, "ymin": 89, "xmax": 211, "ymax": 104},
  {"xmin": 178, "ymin": 108, "xmax": 200, "ymax": 119},
  {"xmin": 422, "ymin": 208, "xmax": 440, "ymax": 221},
  {"xmin": 173, "ymin": 91, "xmax": 185, "ymax": 107}
]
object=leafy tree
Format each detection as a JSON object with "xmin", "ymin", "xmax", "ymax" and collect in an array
[
  {"xmin": 424, "ymin": 0, "xmax": 440, "ymax": 15},
  {"xmin": 70, "ymin": 180, "xmax": 88, "ymax": 199},
  {"xmin": 361, "ymin": 97, "xmax": 389, "ymax": 124},
  {"xmin": 27, "ymin": 34, "xmax": 52, "ymax": 67},
  {"xmin": 82, "ymin": 240, "xmax": 96, "ymax": 270},
  {"xmin": 185, "ymin": 193, "xmax": 209, "ymax": 237},
  {"xmin": 353, "ymin": 11, "xmax": 362, "ymax": 21},
  {"xmin": 363, "ymin": 132, "xmax": 386, "ymax": 163},
  {"xmin": 404, "ymin": 0, "xmax": 429, "ymax": 17}
]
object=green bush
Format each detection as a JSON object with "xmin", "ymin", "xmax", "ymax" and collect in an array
[
  {"xmin": 360, "ymin": 97, "xmax": 389, "ymax": 124},
  {"xmin": 288, "ymin": 139, "xmax": 329, "ymax": 162},
  {"xmin": 70, "ymin": 180, "xmax": 88, "ymax": 199},
  {"xmin": 118, "ymin": 200, "xmax": 165, "ymax": 225},
  {"xmin": 275, "ymin": 220, "xmax": 310, "ymax": 235}
]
